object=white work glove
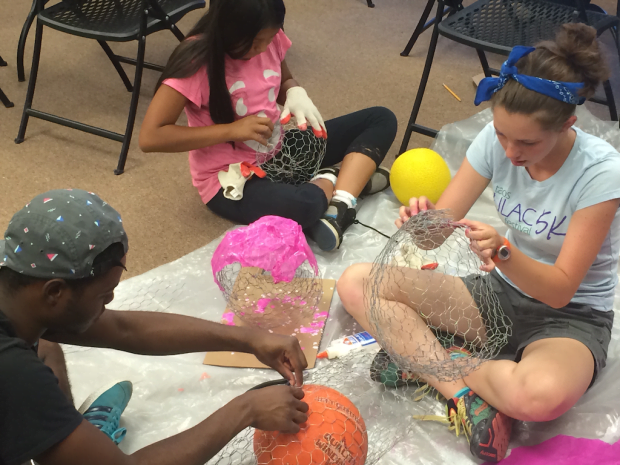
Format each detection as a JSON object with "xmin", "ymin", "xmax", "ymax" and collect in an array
[{"xmin": 280, "ymin": 87, "xmax": 327, "ymax": 139}]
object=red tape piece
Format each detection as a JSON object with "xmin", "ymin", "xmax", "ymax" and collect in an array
[
  {"xmin": 421, "ymin": 263, "xmax": 439, "ymax": 270},
  {"xmin": 240, "ymin": 161, "xmax": 266, "ymax": 178}
]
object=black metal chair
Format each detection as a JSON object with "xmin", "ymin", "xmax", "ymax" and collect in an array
[
  {"xmin": 17, "ymin": 0, "xmax": 47, "ymax": 83},
  {"xmin": 400, "ymin": 0, "xmax": 618, "ymax": 58},
  {"xmin": 0, "ymin": 54, "xmax": 14, "ymax": 108},
  {"xmin": 400, "ymin": 0, "xmax": 620, "ymax": 153},
  {"xmin": 400, "ymin": 0, "xmax": 464, "ymax": 57},
  {"xmin": 15, "ymin": 0, "xmax": 206, "ymax": 174}
]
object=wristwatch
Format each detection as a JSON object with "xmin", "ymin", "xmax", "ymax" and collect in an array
[{"xmin": 492, "ymin": 237, "xmax": 511, "ymax": 263}]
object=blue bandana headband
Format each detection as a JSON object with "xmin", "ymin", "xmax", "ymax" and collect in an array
[{"xmin": 474, "ymin": 45, "xmax": 586, "ymax": 106}]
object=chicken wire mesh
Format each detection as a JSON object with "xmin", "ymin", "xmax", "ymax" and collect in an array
[
  {"xmin": 254, "ymin": 384, "xmax": 368, "ymax": 465},
  {"xmin": 365, "ymin": 209, "xmax": 512, "ymax": 382},
  {"xmin": 212, "ymin": 216, "xmax": 323, "ymax": 330},
  {"xmin": 209, "ymin": 347, "xmax": 426, "ymax": 465},
  {"xmin": 215, "ymin": 264, "xmax": 323, "ymax": 329},
  {"xmin": 257, "ymin": 118, "xmax": 327, "ymax": 185}
]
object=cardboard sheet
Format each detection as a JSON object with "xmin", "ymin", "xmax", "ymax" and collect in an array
[
  {"xmin": 203, "ymin": 278, "xmax": 336, "ymax": 369},
  {"xmin": 472, "ymin": 72, "xmax": 485, "ymax": 87}
]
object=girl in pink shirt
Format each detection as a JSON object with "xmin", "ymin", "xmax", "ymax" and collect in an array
[{"xmin": 140, "ymin": 0, "xmax": 397, "ymax": 251}]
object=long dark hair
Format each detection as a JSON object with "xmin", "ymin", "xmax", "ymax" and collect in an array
[{"xmin": 156, "ymin": 0, "xmax": 286, "ymax": 126}]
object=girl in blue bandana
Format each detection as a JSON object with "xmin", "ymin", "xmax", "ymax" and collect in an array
[{"xmin": 338, "ymin": 23, "xmax": 620, "ymax": 462}]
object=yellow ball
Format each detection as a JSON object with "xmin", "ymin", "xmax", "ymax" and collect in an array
[{"xmin": 390, "ymin": 148, "xmax": 452, "ymax": 205}]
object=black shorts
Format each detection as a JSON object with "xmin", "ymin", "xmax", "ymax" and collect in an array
[{"xmin": 463, "ymin": 270, "xmax": 614, "ymax": 386}]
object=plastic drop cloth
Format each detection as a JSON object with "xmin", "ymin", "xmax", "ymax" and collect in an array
[{"xmin": 62, "ymin": 106, "xmax": 620, "ymax": 464}]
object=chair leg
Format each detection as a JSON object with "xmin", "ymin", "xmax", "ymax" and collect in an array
[
  {"xmin": 476, "ymin": 49, "xmax": 492, "ymax": 77},
  {"xmin": 401, "ymin": 0, "xmax": 437, "ymax": 57},
  {"xmin": 0, "ymin": 87, "xmax": 14, "ymax": 108},
  {"xmin": 614, "ymin": 26, "xmax": 620, "ymax": 64},
  {"xmin": 366, "ymin": 0, "xmax": 375, "ymax": 7},
  {"xmin": 168, "ymin": 22, "xmax": 186, "ymax": 42},
  {"xmin": 98, "ymin": 41, "xmax": 133, "ymax": 92},
  {"xmin": 399, "ymin": 0, "xmax": 446, "ymax": 153},
  {"xmin": 17, "ymin": 0, "xmax": 40, "ymax": 82},
  {"xmin": 0, "ymin": 54, "xmax": 7, "ymax": 66},
  {"xmin": 115, "ymin": 27, "xmax": 147, "ymax": 174},
  {"xmin": 603, "ymin": 79, "xmax": 618, "ymax": 121},
  {"xmin": 16, "ymin": 19, "xmax": 44, "ymax": 144}
]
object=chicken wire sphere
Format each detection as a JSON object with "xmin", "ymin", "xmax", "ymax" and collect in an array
[
  {"xmin": 256, "ymin": 116, "xmax": 327, "ymax": 185},
  {"xmin": 209, "ymin": 352, "xmax": 415, "ymax": 465},
  {"xmin": 253, "ymin": 384, "xmax": 368, "ymax": 465},
  {"xmin": 364, "ymin": 210, "xmax": 512, "ymax": 382},
  {"xmin": 212, "ymin": 216, "xmax": 323, "ymax": 330}
]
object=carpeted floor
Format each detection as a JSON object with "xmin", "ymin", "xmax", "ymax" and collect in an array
[{"xmin": 0, "ymin": 0, "xmax": 617, "ymax": 277}]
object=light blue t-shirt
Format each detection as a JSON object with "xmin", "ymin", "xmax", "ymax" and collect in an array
[{"xmin": 467, "ymin": 123, "xmax": 620, "ymax": 311}]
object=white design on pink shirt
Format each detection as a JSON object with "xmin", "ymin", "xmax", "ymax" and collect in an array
[
  {"xmin": 236, "ymin": 98, "xmax": 248, "ymax": 116},
  {"xmin": 228, "ymin": 81, "xmax": 246, "ymax": 93},
  {"xmin": 263, "ymin": 70, "xmax": 279, "ymax": 79},
  {"xmin": 264, "ymin": 69, "xmax": 279, "ymax": 102},
  {"xmin": 230, "ymin": 81, "xmax": 248, "ymax": 116}
]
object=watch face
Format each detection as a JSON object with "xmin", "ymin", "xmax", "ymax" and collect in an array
[{"xmin": 498, "ymin": 246, "xmax": 510, "ymax": 260}]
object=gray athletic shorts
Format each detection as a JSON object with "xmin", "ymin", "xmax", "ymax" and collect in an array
[{"xmin": 463, "ymin": 270, "xmax": 614, "ymax": 387}]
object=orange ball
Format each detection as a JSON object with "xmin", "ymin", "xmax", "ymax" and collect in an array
[{"xmin": 253, "ymin": 384, "xmax": 368, "ymax": 465}]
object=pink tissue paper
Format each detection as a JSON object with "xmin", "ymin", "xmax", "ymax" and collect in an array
[
  {"xmin": 501, "ymin": 435, "xmax": 620, "ymax": 465},
  {"xmin": 211, "ymin": 216, "xmax": 319, "ymax": 289}
]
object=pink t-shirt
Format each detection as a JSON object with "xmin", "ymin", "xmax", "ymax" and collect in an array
[{"xmin": 163, "ymin": 30, "xmax": 292, "ymax": 204}]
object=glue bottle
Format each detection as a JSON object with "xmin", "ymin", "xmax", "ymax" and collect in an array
[{"xmin": 317, "ymin": 331, "xmax": 377, "ymax": 360}]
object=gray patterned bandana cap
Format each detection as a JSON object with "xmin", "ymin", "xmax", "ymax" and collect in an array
[{"xmin": 0, "ymin": 189, "xmax": 128, "ymax": 279}]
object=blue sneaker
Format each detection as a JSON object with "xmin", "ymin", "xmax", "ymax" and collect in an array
[
  {"xmin": 78, "ymin": 381, "xmax": 133, "ymax": 445},
  {"xmin": 308, "ymin": 199, "xmax": 357, "ymax": 251}
]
